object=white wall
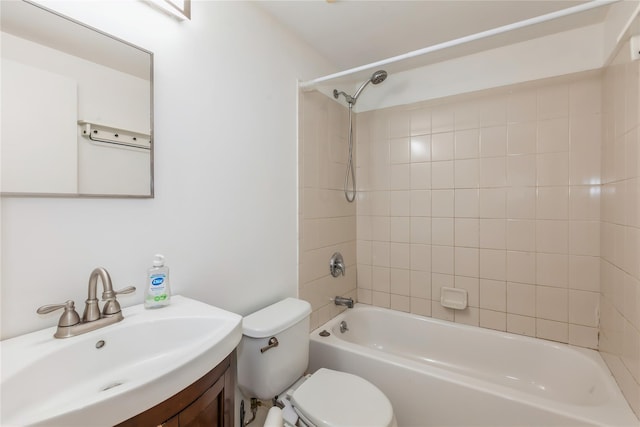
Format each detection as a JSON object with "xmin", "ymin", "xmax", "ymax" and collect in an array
[{"xmin": 0, "ymin": 0, "xmax": 334, "ymax": 339}]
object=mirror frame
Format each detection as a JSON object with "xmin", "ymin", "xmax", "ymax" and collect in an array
[{"xmin": 1, "ymin": 0, "xmax": 154, "ymax": 199}]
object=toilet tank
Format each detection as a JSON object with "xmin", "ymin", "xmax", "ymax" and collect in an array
[{"xmin": 237, "ymin": 298, "xmax": 311, "ymax": 400}]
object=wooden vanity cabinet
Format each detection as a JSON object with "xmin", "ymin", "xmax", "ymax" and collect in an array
[{"xmin": 116, "ymin": 351, "xmax": 236, "ymax": 427}]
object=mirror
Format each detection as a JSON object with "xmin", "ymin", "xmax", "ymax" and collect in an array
[{"xmin": 1, "ymin": 0, "xmax": 153, "ymax": 197}]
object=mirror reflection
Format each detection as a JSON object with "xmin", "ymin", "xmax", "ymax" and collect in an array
[{"xmin": 1, "ymin": 0, "xmax": 153, "ymax": 197}]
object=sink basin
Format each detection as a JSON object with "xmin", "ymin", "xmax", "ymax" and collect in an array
[{"xmin": 1, "ymin": 295, "xmax": 242, "ymax": 426}]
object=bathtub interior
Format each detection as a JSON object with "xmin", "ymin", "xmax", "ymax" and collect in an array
[
  {"xmin": 329, "ymin": 307, "xmax": 609, "ymax": 406},
  {"xmin": 310, "ymin": 305, "xmax": 639, "ymax": 427}
]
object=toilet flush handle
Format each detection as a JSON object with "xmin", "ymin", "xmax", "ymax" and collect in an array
[{"xmin": 260, "ymin": 337, "xmax": 279, "ymax": 353}]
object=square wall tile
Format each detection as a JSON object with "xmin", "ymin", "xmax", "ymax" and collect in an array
[
  {"xmin": 569, "ymin": 290, "xmax": 599, "ymax": 327},
  {"xmin": 507, "ymin": 187, "xmax": 537, "ymax": 219},
  {"xmin": 536, "ymin": 318, "xmax": 569, "ymax": 343},
  {"xmin": 456, "ymin": 218, "xmax": 480, "ymax": 247},
  {"xmin": 537, "ymin": 152, "xmax": 569, "ymax": 186},
  {"xmin": 536, "ymin": 220, "xmax": 568, "ymax": 254},
  {"xmin": 507, "ymin": 251, "xmax": 536, "ymax": 284},
  {"xmin": 432, "ymin": 107, "xmax": 455, "ymax": 134},
  {"xmin": 480, "ymin": 188, "xmax": 507, "ymax": 219},
  {"xmin": 480, "ymin": 279, "xmax": 507, "ymax": 311},
  {"xmin": 536, "ymin": 253, "xmax": 569, "ymax": 288},
  {"xmin": 480, "ymin": 126, "xmax": 508, "ymax": 157},
  {"xmin": 411, "ymin": 270, "xmax": 431, "ymax": 299},
  {"xmin": 480, "ymin": 249, "xmax": 507, "ymax": 281},
  {"xmin": 538, "ymin": 117, "xmax": 569, "ymax": 153},
  {"xmin": 455, "ymin": 189, "xmax": 480, "ymax": 218},
  {"xmin": 411, "ymin": 163, "xmax": 431, "ymax": 190},
  {"xmin": 508, "ymin": 121, "xmax": 537, "ymax": 155},
  {"xmin": 479, "ymin": 219, "xmax": 506, "ymax": 249},
  {"xmin": 390, "ymin": 191, "xmax": 411, "ymax": 216},
  {"xmin": 537, "ymin": 187, "xmax": 569, "ymax": 220},
  {"xmin": 411, "ymin": 190, "xmax": 432, "ymax": 217},
  {"xmin": 390, "ymin": 268, "xmax": 411, "ymax": 296},
  {"xmin": 410, "ymin": 108, "xmax": 431, "ymax": 137},
  {"xmin": 569, "ymin": 255, "xmax": 600, "ymax": 292},
  {"xmin": 432, "ymin": 132, "xmax": 455, "ymax": 161},
  {"xmin": 410, "ymin": 135, "xmax": 431, "ymax": 162},
  {"xmin": 432, "ymin": 190, "xmax": 454, "ymax": 217},
  {"xmin": 507, "ymin": 313, "xmax": 536, "ymax": 337},
  {"xmin": 390, "ymin": 138, "xmax": 410, "ymax": 164},
  {"xmin": 455, "ymin": 247, "xmax": 479, "ymax": 277},
  {"xmin": 432, "ymin": 161, "xmax": 455, "ymax": 189},
  {"xmin": 536, "ymin": 286, "xmax": 569, "ymax": 322},
  {"xmin": 506, "ymin": 219, "xmax": 536, "ymax": 252},
  {"xmin": 432, "ymin": 218, "xmax": 454, "ymax": 246},
  {"xmin": 507, "ymin": 281, "xmax": 536, "ymax": 316},
  {"xmin": 411, "ymin": 217, "xmax": 431, "ymax": 244},
  {"xmin": 507, "ymin": 154, "xmax": 537, "ymax": 187},
  {"xmin": 432, "ymin": 245, "xmax": 454, "ymax": 274},
  {"xmin": 480, "ymin": 309, "xmax": 507, "ymax": 331},
  {"xmin": 455, "ymin": 275, "xmax": 480, "ymax": 307},
  {"xmin": 455, "ymin": 158, "xmax": 479, "ymax": 188},
  {"xmin": 411, "ymin": 244, "xmax": 432, "ymax": 272},
  {"xmin": 455, "ymin": 129, "xmax": 480, "ymax": 159},
  {"xmin": 480, "ymin": 157, "xmax": 507, "ymax": 188}
]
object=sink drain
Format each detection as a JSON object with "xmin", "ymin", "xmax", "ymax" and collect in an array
[{"xmin": 101, "ymin": 382, "xmax": 123, "ymax": 391}]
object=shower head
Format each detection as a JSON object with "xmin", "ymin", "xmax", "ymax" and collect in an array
[
  {"xmin": 351, "ymin": 69, "xmax": 388, "ymax": 103},
  {"xmin": 370, "ymin": 70, "xmax": 388, "ymax": 85},
  {"xmin": 333, "ymin": 70, "xmax": 388, "ymax": 106}
]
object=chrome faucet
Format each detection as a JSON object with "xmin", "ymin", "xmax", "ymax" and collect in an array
[
  {"xmin": 37, "ymin": 267, "xmax": 135, "ymax": 338},
  {"xmin": 334, "ymin": 296, "xmax": 354, "ymax": 308},
  {"xmin": 329, "ymin": 252, "xmax": 345, "ymax": 277}
]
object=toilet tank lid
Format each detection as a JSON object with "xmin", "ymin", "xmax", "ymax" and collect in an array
[{"xmin": 243, "ymin": 298, "xmax": 311, "ymax": 338}]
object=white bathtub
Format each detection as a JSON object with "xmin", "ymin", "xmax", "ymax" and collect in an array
[{"xmin": 309, "ymin": 305, "xmax": 639, "ymax": 427}]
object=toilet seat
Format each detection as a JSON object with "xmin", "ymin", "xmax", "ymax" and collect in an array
[{"xmin": 289, "ymin": 368, "xmax": 394, "ymax": 427}]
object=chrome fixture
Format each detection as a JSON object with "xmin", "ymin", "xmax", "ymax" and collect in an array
[
  {"xmin": 333, "ymin": 70, "xmax": 388, "ymax": 107},
  {"xmin": 259, "ymin": 337, "xmax": 279, "ymax": 354},
  {"xmin": 339, "ymin": 320, "xmax": 349, "ymax": 333},
  {"xmin": 334, "ymin": 296, "xmax": 354, "ymax": 309},
  {"xmin": 333, "ymin": 70, "xmax": 388, "ymax": 203},
  {"xmin": 36, "ymin": 267, "xmax": 135, "ymax": 338},
  {"xmin": 329, "ymin": 252, "xmax": 345, "ymax": 277}
]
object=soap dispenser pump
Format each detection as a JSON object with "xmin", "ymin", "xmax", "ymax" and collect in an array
[{"xmin": 144, "ymin": 254, "xmax": 171, "ymax": 309}]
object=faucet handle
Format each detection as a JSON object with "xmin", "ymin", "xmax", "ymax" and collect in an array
[
  {"xmin": 102, "ymin": 286, "xmax": 136, "ymax": 316},
  {"xmin": 37, "ymin": 300, "xmax": 80, "ymax": 327},
  {"xmin": 102, "ymin": 286, "xmax": 136, "ymax": 300}
]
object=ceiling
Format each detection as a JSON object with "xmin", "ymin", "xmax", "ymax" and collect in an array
[{"xmin": 256, "ymin": 0, "xmax": 607, "ymax": 79}]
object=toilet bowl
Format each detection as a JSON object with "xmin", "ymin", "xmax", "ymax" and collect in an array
[{"xmin": 237, "ymin": 298, "xmax": 395, "ymax": 427}]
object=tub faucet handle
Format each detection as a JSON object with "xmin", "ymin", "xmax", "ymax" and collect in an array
[{"xmin": 329, "ymin": 252, "xmax": 345, "ymax": 277}]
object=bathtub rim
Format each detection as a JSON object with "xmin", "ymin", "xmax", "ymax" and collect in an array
[{"xmin": 309, "ymin": 303, "xmax": 639, "ymax": 427}]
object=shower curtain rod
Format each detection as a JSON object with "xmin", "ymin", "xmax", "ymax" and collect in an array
[{"xmin": 299, "ymin": 0, "xmax": 618, "ymax": 89}]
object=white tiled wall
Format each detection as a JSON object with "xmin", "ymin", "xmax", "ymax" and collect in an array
[
  {"xmin": 299, "ymin": 36, "xmax": 640, "ymax": 420},
  {"xmin": 299, "ymin": 91, "xmax": 355, "ymax": 330},
  {"xmin": 355, "ymin": 72, "xmax": 602, "ymax": 348},
  {"xmin": 600, "ymin": 36, "xmax": 640, "ymax": 416}
]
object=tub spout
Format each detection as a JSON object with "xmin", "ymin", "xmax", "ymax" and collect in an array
[{"xmin": 334, "ymin": 296, "xmax": 354, "ymax": 308}]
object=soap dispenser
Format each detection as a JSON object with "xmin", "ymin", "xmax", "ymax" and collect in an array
[{"xmin": 145, "ymin": 254, "xmax": 171, "ymax": 309}]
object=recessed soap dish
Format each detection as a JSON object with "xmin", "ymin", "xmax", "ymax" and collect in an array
[{"xmin": 440, "ymin": 287, "xmax": 467, "ymax": 310}]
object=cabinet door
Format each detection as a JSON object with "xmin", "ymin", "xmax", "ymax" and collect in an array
[
  {"xmin": 178, "ymin": 373, "xmax": 225, "ymax": 426},
  {"xmin": 161, "ymin": 415, "xmax": 179, "ymax": 427}
]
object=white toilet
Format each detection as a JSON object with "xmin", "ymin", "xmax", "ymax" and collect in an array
[{"xmin": 237, "ymin": 298, "xmax": 396, "ymax": 427}]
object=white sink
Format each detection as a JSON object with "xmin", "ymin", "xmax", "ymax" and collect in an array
[{"xmin": 1, "ymin": 295, "xmax": 242, "ymax": 426}]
